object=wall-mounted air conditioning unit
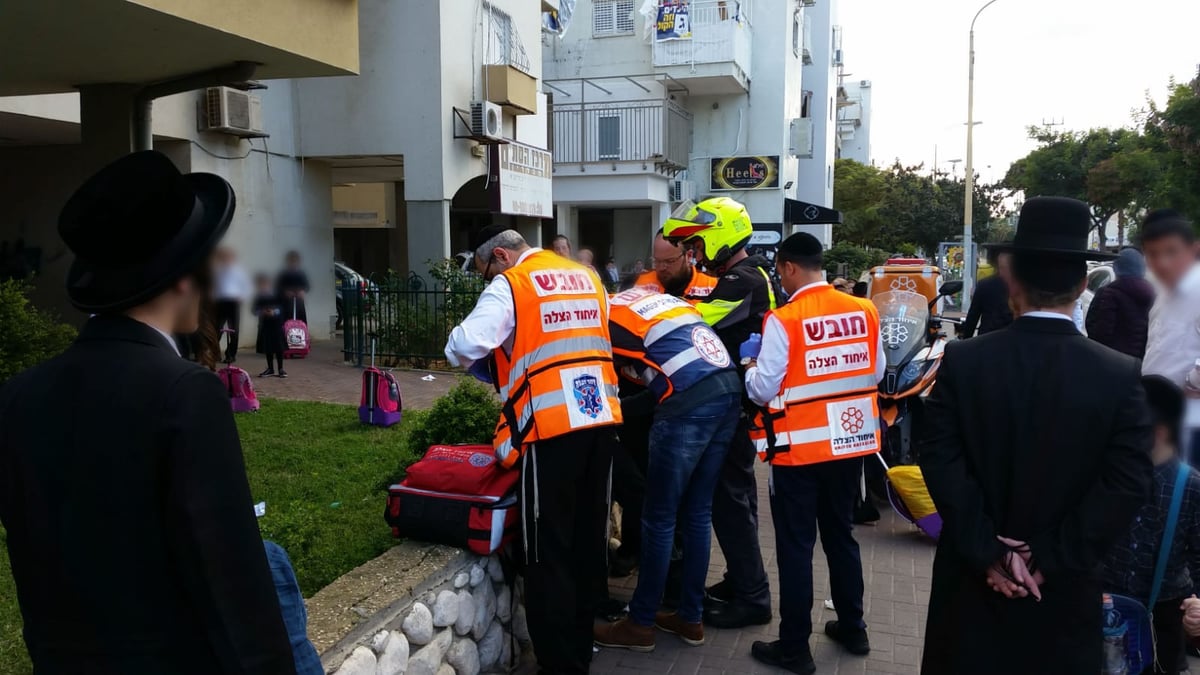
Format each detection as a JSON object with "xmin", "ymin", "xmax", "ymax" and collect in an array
[
  {"xmin": 789, "ymin": 118, "xmax": 814, "ymax": 158},
  {"xmin": 201, "ymin": 86, "xmax": 264, "ymax": 137},
  {"xmin": 470, "ymin": 100, "xmax": 504, "ymax": 141},
  {"xmin": 670, "ymin": 179, "xmax": 696, "ymax": 203}
]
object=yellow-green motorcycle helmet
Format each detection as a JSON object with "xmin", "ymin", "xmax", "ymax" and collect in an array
[{"xmin": 663, "ymin": 197, "xmax": 754, "ymax": 269}]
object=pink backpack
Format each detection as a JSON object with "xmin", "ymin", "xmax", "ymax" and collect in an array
[
  {"xmin": 283, "ymin": 298, "xmax": 310, "ymax": 359},
  {"xmin": 219, "ymin": 366, "xmax": 260, "ymax": 413}
]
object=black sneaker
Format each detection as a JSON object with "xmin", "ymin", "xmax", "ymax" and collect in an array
[
  {"xmin": 750, "ymin": 640, "xmax": 816, "ymax": 675},
  {"xmin": 825, "ymin": 620, "xmax": 870, "ymax": 655},
  {"xmin": 258, "ymin": 368, "xmax": 275, "ymax": 378},
  {"xmin": 277, "ymin": 370, "xmax": 288, "ymax": 378}
]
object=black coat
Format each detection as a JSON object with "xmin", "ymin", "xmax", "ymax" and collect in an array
[
  {"xmin": 918, "ymin": 316, "xmax": 1153, "ymax": 674},
  {"xmin": 1085, "ymin": 276, "xmax": 1155, "ymax": 359},
  {"xmin": 959, "ymin": 274, "xmax": 1013, "ymax": 338},
  {"xmin": 0, "ymin": 317, "xmax": 295, "ymax": 674}
]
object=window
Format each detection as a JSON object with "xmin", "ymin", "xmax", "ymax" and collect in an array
[
  {"xmin": 792, "ymin": 11, "xmax": 801, "ymax": 57},
  {"xmin": 598, "ymin": 116, "xmax": 621, "ymax": 160},
  {"xmin": 593, "ymin": 0, "xmax": 636, "ymax": 37}
]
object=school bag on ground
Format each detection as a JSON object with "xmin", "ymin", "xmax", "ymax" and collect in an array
[
  {"xmin": 359, "ymin": 338, "xmax": 401, "ymax": 427},
  {"xmin": 283, "ymin": 298, "xmax": 310, "ymax": 359},
  {"xmin": 385, "ymin": 444, "xmax": 520, "ymax": 555},
  {"xmin": 218, "ymin": 364, "xmax": 260, "ymax": 413}
]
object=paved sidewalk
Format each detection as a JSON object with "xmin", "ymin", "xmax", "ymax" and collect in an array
[
  {"xmin": 246, "ymin": 340, "xmax": 460, "ymax": 409},
  {"xmin": 594, "ymin": 462, "xmax": 935, "ymax": 675}
]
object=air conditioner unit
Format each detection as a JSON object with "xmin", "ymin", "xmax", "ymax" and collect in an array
[
  {"xmin": 201, "ymin": 87, "xmax": 264, "ymax": 137},
  {"xmin": 670, "ymin": 179, "xmax": 696, "ymax": 203},
  {"xmin": 789, "ymin": 118, "xmax": 814, "ymax": 158},
  {"xmin": 470, "ymin": 100, "xmax": 503, "ymax": 141}
]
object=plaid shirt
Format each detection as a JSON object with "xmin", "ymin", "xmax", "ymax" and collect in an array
[{"xmin": 1100, "ymin": 459, "xmax": 1200, "ymax": 602}]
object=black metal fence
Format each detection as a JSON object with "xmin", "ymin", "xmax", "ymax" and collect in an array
[{"xmin": 341, "ymin": 276, "xmax": 483, "ymax": 369}]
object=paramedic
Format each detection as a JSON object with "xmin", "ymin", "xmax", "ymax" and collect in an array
[
  {"xmin": 663, "ymin": 197, "xmax": 779, "ymax": 629},
  {"xmin": 635, "ymin": 229, "xmax": 719, "ymax": 302},
  {"xmin": 593, "ymin": 289, "xmax": 742, "ymax": 651},
  {"xmin": 445, "ymin": 225, "xmax": 622, "ymax": 674},
  {"xmin": 743, "ymin": 232, "xmax": 886, "ymax": 673}
]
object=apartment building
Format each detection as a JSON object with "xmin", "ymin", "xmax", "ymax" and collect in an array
[
  {"xmin": 838, "ymin": 78, "xmax": 873, "ymax": 165},
  {"xmin": 543, "ymin": 0, "xmax": 843, "ymax": 263},
  {"xmin": 0, "ymin": 0, "xmax": 555, "ymax": 331}
]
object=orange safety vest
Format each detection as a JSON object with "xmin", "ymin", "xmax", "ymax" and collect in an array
[
  {"xmin": 634, "ymin": 267, "xmax": 718, "ymax": 304},
  {"xmin": 750, "ymin": 284, "xmax": 881, "ymax": 466},
  {"xmin": 493, "ymin": 250, "xmax": 623, "ymax": 468}
]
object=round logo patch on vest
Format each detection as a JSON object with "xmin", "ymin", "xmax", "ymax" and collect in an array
[{"xmin": 691, "ymin": 325, "xmax": 731, "ymax": 368}]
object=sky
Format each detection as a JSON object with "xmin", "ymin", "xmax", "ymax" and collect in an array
[{"xmin": 838, "ymin": 0, "xmax": 1200, "ymax": 184}]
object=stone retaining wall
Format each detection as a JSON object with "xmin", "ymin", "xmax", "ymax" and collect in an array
[{"xmin": 312, "ymin": 543, "xmax": 527, "ymax": 675}]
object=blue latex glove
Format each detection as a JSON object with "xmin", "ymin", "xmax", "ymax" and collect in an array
[
  {"xmin": 740, "ymin": 333, "xmax": 762, "ymax": 360},
  {"xmin": 468, "ymin": 359, "xmax": 493, "ymax": 384}
]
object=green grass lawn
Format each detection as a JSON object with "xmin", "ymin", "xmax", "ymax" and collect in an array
[{"xmin": 0, "ymin": 398, "xmax": 420, "ymax": 674}]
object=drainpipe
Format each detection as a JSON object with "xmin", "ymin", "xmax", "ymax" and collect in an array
[{"xmin": 132, "ymin": 61, "xmax": 260, "ymax": 152}]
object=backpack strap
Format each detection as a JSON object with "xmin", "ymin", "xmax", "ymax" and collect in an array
[{"xmin": 1149, "ymin": 462, "xmax": 1190, "ymax": 609}]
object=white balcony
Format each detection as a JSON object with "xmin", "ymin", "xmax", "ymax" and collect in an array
[{"xmin": 652, "ymin": 1, "xmax": 751, "ymax": 95}]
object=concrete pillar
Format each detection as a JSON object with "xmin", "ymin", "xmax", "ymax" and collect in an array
[
  {"xmin": 405, "ymin": 200, "xmax": 451, "ymax": 279},
  {"xmin": 79, "ymin": 84, "xmax": 141, "ymax": 168}
]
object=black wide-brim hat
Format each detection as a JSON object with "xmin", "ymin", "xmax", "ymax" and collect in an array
[
  {"xmin": 987, "ymin": 196, "xmax": 1116, "ymax": 261},
  {"xmin": 58, "ymin": 150, "xmax": 235, "ymax": 313}
]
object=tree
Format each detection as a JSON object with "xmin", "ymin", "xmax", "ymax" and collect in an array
[{"xmin": 1004, "ymin": 126, "xmax": 1156, "ymax": 243}]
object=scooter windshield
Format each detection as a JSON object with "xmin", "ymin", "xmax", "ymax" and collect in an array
[{"xmin": 872, "ymin": 290, "xmax": 929, "ymax": 368}]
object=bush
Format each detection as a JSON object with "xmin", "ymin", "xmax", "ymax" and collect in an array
[
  {"xmin": 0, "ymin": 280, "xmax": 76, "ymax": 384},
  {"xmin": 392, "ymin": 378, "xmax": 501, "ymax": 482}
]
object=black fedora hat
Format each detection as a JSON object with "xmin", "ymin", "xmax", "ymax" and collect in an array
[
  {"xmin": 988, "ymin": 196, "xmax": 1116, "ymax": 260},
  {"xmin": 58, "ymin": 150, "xmax": 235, "ymax": 313}
]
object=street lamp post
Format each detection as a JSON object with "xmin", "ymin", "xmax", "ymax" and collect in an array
[{"xmin": 962, "ymin": 0, "xmax": 1000, "ymax": 316}]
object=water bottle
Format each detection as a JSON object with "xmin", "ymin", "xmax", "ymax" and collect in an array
[{"xmin": 1101, "ymin": 594, "xmax": 1128, "ymax": 675}]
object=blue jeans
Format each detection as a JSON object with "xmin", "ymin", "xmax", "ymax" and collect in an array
[
  {"xmin": 629, "ymin": 392, "xmax": 740, "ymax": 625},
  {"xmin": 264, "ymin": 541, "xmax": 324, "ymax": 675}
]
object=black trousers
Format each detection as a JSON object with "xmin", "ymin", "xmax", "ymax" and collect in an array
[
  {"xmin": 215, "ymin": 300, "xmax": 241, "ymax": 362},
  {"xmin": 520, "ymin": 428, "xmax": 614, "ymax": 674},
  {"xmin": 771, "ymin": 457, "xmax": 866, "ymax": 651},
  {"xmin": 712, "ymin": 418, "xmax": 771, "ymax": 609}
]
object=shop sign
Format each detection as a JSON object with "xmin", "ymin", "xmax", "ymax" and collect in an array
[
  {"xmin": 489, "ymin": 141, "xmax": 553, "ymax": 218},
  {"xmin": 710, "ymin": 155, "xmax": 780, "ymax": 191}
]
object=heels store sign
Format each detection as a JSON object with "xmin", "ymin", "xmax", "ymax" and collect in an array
[{"xmin": 710, "ymin": 156, "xmax": 780, "ymax": 191}]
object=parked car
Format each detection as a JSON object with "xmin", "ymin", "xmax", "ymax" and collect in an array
[{"xmin": 334, "ymin": 262, "xmax": 377, "ymax": 328}]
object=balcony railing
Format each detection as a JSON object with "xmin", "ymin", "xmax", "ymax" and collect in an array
[
  {"xmin": 652, "ymin": 1, "xmax": 752, "ymax": 78},
  {"xmin": 551, "ymin": 99, "xmax": 692, "ymax": 170}
]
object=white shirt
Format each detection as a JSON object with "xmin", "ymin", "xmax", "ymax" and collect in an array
[
  {"xmin": 1143, "ymin": 263, "xmax": 1200, "ymax": 425},
  {"xmin": 214, "ymin": 262, "xmax": 251, "ymax": 302},
  {"xmin": 446, "ymin": 248, "xmax": 614, "ymax": 368},
  {"xmin": 745, "ymin": 282, "xmax": 887, "ymax": 407}
]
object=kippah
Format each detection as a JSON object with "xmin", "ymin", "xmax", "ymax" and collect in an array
[
  {"xmin": 470, "ymin": 224, "xmax": 510, "ymax": 252},
  {"xmin": 779, "ymin": 232, "xmax": 823, "ymax": 257}
]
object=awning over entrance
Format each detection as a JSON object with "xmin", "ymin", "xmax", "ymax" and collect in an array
[
  {"xmin": 784, "ymin": 198, "xmax": 843, "ymax": 226},
  {"xmin": 0, "ymin": 0, "xmax": 359, "ymax": 96}
]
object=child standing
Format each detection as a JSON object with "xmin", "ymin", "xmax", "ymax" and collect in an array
[
  {"xmin": 252, "ymin": 273, "xmax": 287, "ymax": 378},
  {"xmin": 1101, "ymin": 375, "xmax": 1200, "ymax": 674}
]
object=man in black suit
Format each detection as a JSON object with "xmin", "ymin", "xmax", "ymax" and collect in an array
[
  {"xmin": 0, "ymin": 152, "xmax": 295, "ymax": 674},
  {"xmin": 958, "ymin": 249, "xmax": 1013, "ymax": 338},
  {"xmin": 918, "ymin": 197, "xmax": 1153, "ymax": 674}
]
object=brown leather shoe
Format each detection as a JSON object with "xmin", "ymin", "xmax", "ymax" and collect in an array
[
  {"xmin": 654, "ymin": 611, "xmax": 704, "ymax": 646},
  {"xmin": 594, "ymin": 618, "xmax": 655, "ymax": 652}
]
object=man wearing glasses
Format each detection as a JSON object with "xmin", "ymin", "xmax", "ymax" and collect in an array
[{"xmin": 636, "ymin": 230, "xmax": 718, "ymax": 303}]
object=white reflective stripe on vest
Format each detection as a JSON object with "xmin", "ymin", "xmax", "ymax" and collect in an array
[
  {"xmin": 500, "ymin": 335, "xmax": 615, "ymax": 399},
  {"xmin": 643, "ymin": 315, "xmax": 703, "ymax": 347},
  {"xmin": 516, "ymin": 383, "xmax": 621, "ymax": 430},
  {"xmin": 769, "ymin": 373, "xmax": 879, "ymax": 408},
  {"xmin": 659, "ymin": 346, "xmax": 705, "ymax": 377}
]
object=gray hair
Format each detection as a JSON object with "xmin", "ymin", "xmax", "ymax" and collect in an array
[{"xmin": 474, "ymin": 229, "xmax": 527, "ymax": 260}]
